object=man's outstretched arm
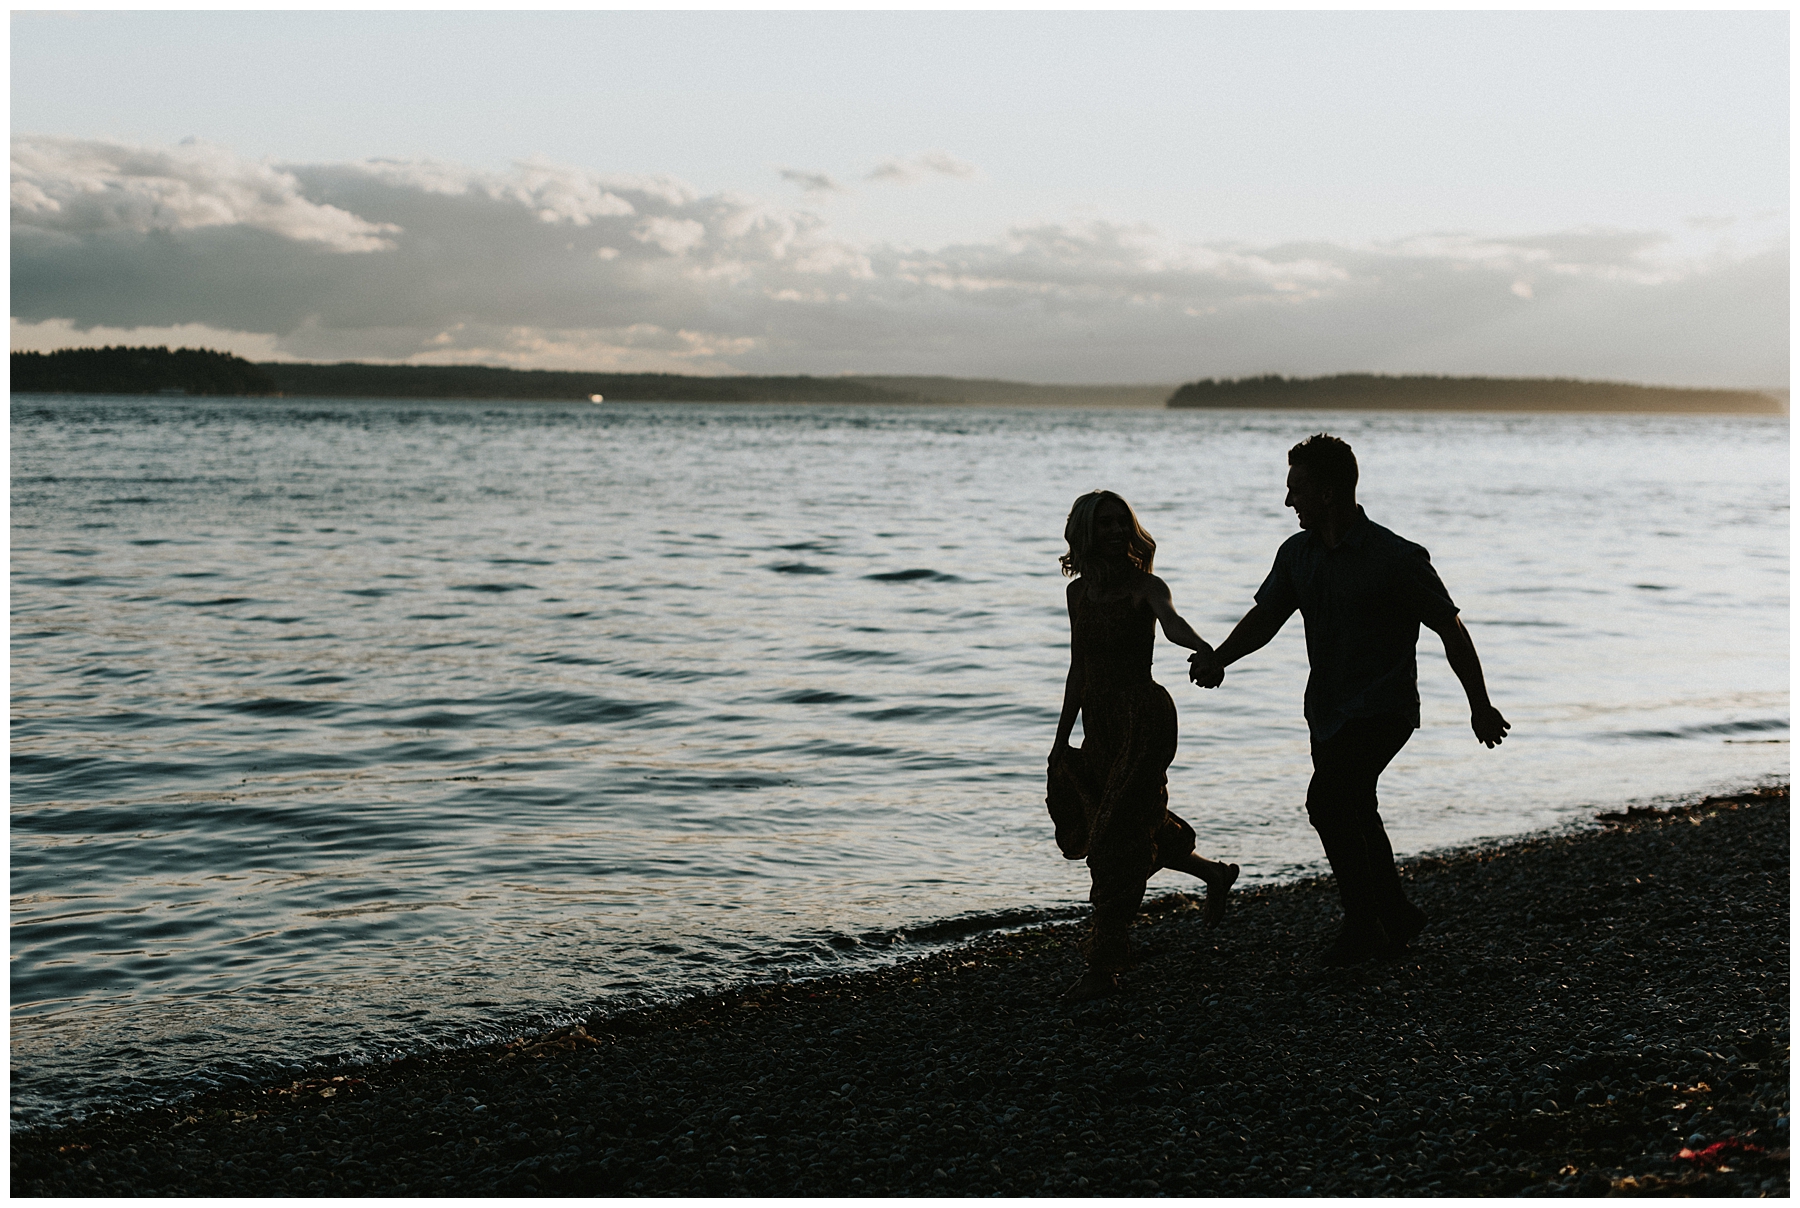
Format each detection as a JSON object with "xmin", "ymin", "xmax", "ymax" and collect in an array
[
  {"xmin": 1189, "ymin": 602, "xmax": 1288, "ymax": 687},
  {"xmin": 1426, "ymin": 614, "xmax": 1510, "ymax": 747}
]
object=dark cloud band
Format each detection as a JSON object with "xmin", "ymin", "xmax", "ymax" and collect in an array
[{"xmin": 10, "ymin": 136, "xmax": 1786, "ymax": 385}]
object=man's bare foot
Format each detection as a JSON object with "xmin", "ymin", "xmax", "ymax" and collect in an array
[
  {"xmin": 1203, "ymin": 863, "xmax": 1238, "ymax": 929},
  {"xmin": 1064, "ymin": 970, "xmax": 1118, "ymax": 1002}
]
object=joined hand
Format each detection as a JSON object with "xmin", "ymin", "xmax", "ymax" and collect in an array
[{"xmin": 1188, "ymin": 650, "xmax": 1224, "ymax": 690}]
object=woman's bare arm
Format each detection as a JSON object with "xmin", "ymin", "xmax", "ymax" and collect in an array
[
  {"xmin": 1053, "ymin": 582, "xmax": 1084, "ymax": 752},
  {"xmin": 1141, "ymin": 574, "xmax": 1214, "ymax": 655}
]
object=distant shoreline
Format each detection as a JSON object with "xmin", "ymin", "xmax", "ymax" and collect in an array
[
  {"xmin": 9, "ymin": 348, "xmax": 1785, "ymax": 413},
  {"xmin": 1167, "ymin": 373, "xmax": 1784, "ymax": 415}
]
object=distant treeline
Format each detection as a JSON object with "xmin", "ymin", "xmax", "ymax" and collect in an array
[
  {"xmin": 1167, "ymin": 373, "xmax": 1782, "ymax": 414},
  {"xmin": 9, "ymin": 348, "xmax": 923, "ymax": 403},
  {"xmin": 10, "ymin": 351, "xmax": 1164, "ymax": 406},
  {"xmin": 12, "ymin": 346, "xmax": 278, "ymax": 396}
]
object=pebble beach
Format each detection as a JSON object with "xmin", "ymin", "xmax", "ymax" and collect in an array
[{"xmin": 13, "ymin": 784, "xmax": 1787, "ymax": 1198}]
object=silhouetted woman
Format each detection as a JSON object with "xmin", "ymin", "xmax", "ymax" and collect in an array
[{"xmin": 1048, "ymin": 490, "xmax": 1238, "ymax": 1001}]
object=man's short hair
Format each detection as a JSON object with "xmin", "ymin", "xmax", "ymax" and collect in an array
[{"xmin": 1288, "ymin": 432, "xmax": 1358, "ymax": 496}]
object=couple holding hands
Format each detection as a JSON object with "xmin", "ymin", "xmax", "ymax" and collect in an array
[{"xmin": 1047, "ymin": 433, "xmax": 1510, "ymax": 1002}]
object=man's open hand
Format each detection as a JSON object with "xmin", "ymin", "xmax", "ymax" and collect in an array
[{"xmin": 1472, "ymin": 704, "xmax": 1510, "ymax": 748}]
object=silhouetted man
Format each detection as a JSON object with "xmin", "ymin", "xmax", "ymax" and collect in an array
[{"xmin": 1189, "ymin": 433, "xmax": 1509, "ymax": 966}]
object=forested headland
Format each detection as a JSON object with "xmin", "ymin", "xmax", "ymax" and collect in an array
[
  {"xmin": 8, "ymin": 349, "xmax": 1165, "ymax": 406},
  {"xmin": 12, "ymin": 346, "xmax": 279, "ymax": 396},
  {"xmin": 9, "ymin": 349, "xmax": 918, "ymax": 403},
  {"xmin": 1166, "ymin": 373, "xmax": 1783, "ymax": 413}
]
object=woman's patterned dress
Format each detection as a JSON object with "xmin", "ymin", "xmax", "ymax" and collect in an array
[{"xmin": 1046, "ymin": 586, "xmax": 1197, "ymax": 971}]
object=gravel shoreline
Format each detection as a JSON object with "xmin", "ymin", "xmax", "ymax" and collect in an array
[{"xmin": 15, "ymin": 784, "xmax": 1788, "ymax": 1197}]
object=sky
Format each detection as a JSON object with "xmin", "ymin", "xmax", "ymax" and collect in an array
[{"xmin": 10, "ymin": 9, "xmax": 1790, "ymax": 387}]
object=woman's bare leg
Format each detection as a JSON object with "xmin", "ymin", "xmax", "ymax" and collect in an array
[{"xmin": 1164, "ymin": 851, "xmax": 1239, "ymax": 927}]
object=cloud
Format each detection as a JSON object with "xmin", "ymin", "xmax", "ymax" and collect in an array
[
  {"xmin": 11, "ymin": 135, "xmax": 398, "ymax": 252},
  {"xmin": 10, "ymin": 135, "xmax": 1787, "ymax": 386},
  {"xmin": 1486, "ymin": 229, "xmax": 1672, "ymax": 272},
  {"xmin": 778, "ymin": 168, "xmax": 843, "ymax": 195},
  {"xmin": 866, "ymin": 150, "xmax": 978, "ymax": 185},
  {"xmin": 634, "ymin": 215, "xmax": 707, "ymax": 256}
]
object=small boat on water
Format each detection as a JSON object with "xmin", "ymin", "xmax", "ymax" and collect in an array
[{"xmin": 588, "ymin": 394, "xmax": 605, "ymax": 403}]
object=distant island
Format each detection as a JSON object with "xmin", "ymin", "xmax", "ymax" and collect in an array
[
  {"xmin": 1166, "ymin": 373, "xmax": 1783, "ymax": 414},
  {"xmin": 8, "ymin": 348, "xmax": 1168, "ymax": 407},
  {"xmin": 12, "ymin": 346, "xmax": 279, "ymax": 396},
  {"xmin": 10, "ymin": 347, "xmax": 1784, "ymax": 413}
]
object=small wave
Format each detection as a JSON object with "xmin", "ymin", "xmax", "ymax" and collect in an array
[
  {"xmin": 169, "ymin": 597, "xmax": 253, "ymax": 608},
  {"xmin": 17, "ymin": 710, "xmax": 186, "ymax": 734},
  {"xmin": 20, "ymin": 574, "xmax": 118, "ymax": 588},
  {"xmin": 872, "ymin": 905, "xmax": 1084, "ymax": 946},
  {"xmin": 391, "ymin": 710, "xmax": 482, "ymax": 730},
  {"xmin": 770, "ymin": 562, "xmax": 830, "ymax": 575},
  {"xmin": 797, "ymin": 739, "xmax": 901, "ymax": 758},
  {"xmin": 852, "ymin": 702, "xmax": 1056, "ymax": 724},
  {"xmin": 10, "ymin": 753, "xmax": 204, "ymax": 800},
  {"xmin": 225, "ymin": 749, "xmax": 365, "ymax": 773},
  {"xmin": 11, "ymin": 752, "xmax": 101, "ymax": 778},
  {"xmin": 865, "ymin": 568, "xmax": 963, "ymax": 583},
  {"xmin": 361, "ymin": 736, "xmax": 473, "ymax": 764},
  {"xmin": 807, "ymin": 648, "xmax": 909, "ymax": 664},
  {"xmin": 205, "ymin": 697, "xmax": 347, "ymax": 719},
  {"xmin": 633, "ymin": 770, "xmax": 796, "ymax": 793},
  {"xmin": 301, "ymin": 902, "xmax": 434, "ymax": 919},
  {"xmin": 391, "ymin": 690, "xmax": 675, "ymax": 730},
  {"xmin": 501, "ymin": 691, "xmax": 676, "ymax": 727},
  {"xmin": 449, "ymin": 582, "xmax": 535, "ymax": 593},
  {"xmin": 1607, "ymin": 717, "xmax": 1789, "ymax": 741},
  {"xmin": 615, "ymin": 666, "xmax": 735, "ymax": 682},
  {"xmin": 772, "ymin": 689, "xmax": 876, "ymax": 705}
]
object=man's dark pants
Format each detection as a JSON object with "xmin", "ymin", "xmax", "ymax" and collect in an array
[{"xmin": 1305, "ymin": 712, "xmax": 1426, "ymax": 940}]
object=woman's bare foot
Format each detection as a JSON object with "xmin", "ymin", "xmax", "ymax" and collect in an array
[
  {"xmin": 1064, "ymin": 969, "xmax": 1118, "ymax": 1002},
  {"xmin": 1203, "ymin": 863, "xmax": 1238, "ymax": 929}
]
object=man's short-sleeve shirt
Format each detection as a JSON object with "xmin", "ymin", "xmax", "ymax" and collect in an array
[{"xmin": 1254, "ymin": 506, "xmax": 1459, "ymax": 741}]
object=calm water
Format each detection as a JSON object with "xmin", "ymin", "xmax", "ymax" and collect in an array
[{"xmin": 11, "ymin": 396, "xmax": 1788, "ymax": 1127}]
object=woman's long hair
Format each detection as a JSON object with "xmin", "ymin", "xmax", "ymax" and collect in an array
[{"xmin": 1060, "ymin": 490, "xmax": 1156, "ymax": 579}]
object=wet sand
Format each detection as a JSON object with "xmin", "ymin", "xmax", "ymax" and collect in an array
[{"xmin": 13, "ymin": 785, "xmax": 1788, "ymax": 1197}]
